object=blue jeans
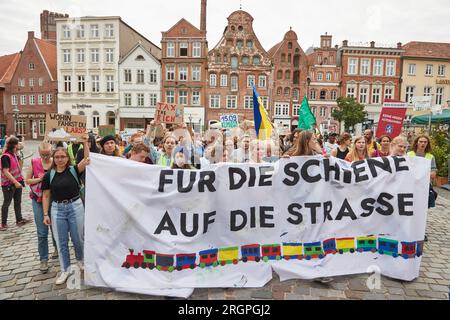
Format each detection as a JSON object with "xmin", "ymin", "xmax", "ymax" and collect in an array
[
  {"xmin": 51, "ymin": 199, "xmax": 84, "ymax": 272},
  {"xmin": 31, "ymin": 198, "xmax": 57, "ymax": 261}
]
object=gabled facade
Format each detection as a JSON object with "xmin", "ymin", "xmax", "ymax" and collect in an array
[{"xmin": 0, "ymin": 52, "xmax": 21, "ymax": 137}]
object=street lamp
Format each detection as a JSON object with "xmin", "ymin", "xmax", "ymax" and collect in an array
[{"xmin": 12, "ymin": 106, "xmax": 19, "ymax": 137}]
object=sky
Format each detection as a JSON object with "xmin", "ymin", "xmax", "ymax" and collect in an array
[{"xmin": 1, "ymin": 0, "xmax": 450, "ymax": 55}]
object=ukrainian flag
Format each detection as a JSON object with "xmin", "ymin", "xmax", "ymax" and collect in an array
[{"xmin": 252, "ymin": 83, "xmax": 273, "ymax": 140}]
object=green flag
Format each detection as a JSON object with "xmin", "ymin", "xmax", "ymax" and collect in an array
[{"xmin": 298, "ymin": 96, "xmax": 316, "ymax": 130}]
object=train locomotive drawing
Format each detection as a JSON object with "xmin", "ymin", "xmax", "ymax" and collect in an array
[{"xmin": 122, "ymin": 236, "xmax": 425, "ymax": 272}]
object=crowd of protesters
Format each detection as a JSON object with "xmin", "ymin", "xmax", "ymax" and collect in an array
[{"xmin": 0, "ymin": 122, "xmax": 440, "ymax": 285}]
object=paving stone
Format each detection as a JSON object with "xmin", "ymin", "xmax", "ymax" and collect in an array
[
  {"xmin": 32, "ymin": 272, "xmax": 57, "ymax": 281},
  {"xmin": 250, "ymin": 290, "xmax": 273, "ymax": 300},
  {"xmin": 387, "ymin": 295, "xmax": 405, "ymax": 300},
  {"xmin": 424, "ymin": 272, "xmax": 443, "ymax": 279},
  {"xmin": 344, "ymin": 290, "xmax": 365, "ymax": 300},
  {"xmin": 293, "ymin": 286, "xmax": 311, "ymax": 296},
  {"xmin": 4, "ymin": 285, "xmax": 25, "ymax": 293},
  {"xmin": 13, "ymin": 289, "xmax": 34, "ymax": 298},
  {"xmin": 416, "ymin": 290, "xmax": 447, "ymax": 299},
  {"xmin": 0, "ymin": 293, "xmax": 14, "ymax": 300},
  {"xmin": 33, "ymin": 284, "xmax": 53, "ymax": 294},
  {"xmin": 0, "ymin": 275, "xmax": 15, "ymax": 282},
  {"xmin": 19, "ymin": 295, "xmax": 36, "ymax": 300},
  {"xmin": 16, "ymin": 277, "xmax": 32, "ymax": 285},
  {"xmin": 285, "ymin": 293, "xmax": 305, "ymax": 300}
]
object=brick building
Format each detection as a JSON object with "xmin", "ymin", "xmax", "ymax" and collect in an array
[
  {"xmin": 205, "ymin": 10, "xmax": 272, "ymax": 128},
  {"xmin": 268, "ymin": 28, "xmax": 308, "ymax": 129},
  {"xmin": 4, "ymin": 31, "xmax": 58, "ymax": 139},
  {"xmin": 40, "ymin": 10, "xmax": 69, "ymax": 42},
  {"xmin": 338, "ymin": 41, "xmax": 403, "ymax": 131},
  {"xmin": 160, "ymin": 0, "xmax": 208, "ymax": 133},
  {"xmin": 0, "ymin": 53, "xmax": 21, "ymax": 137},
  {"xmin": 306, "ymin": 34, "xmax": 341, "ymax": 133}
]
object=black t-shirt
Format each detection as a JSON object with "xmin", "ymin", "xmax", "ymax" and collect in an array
[
  {"xmin": 1, "ymin": 154, "xmax": 11, "ymax": 169},
  {"xmin": 41, "ymin": 166, "xmax": 81, "ymax": 201}
]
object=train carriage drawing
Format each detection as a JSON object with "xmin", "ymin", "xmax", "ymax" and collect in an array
[
  {"xmin": 356, "ymin": 237, "xmax": 377, "ymax": 253},
  {"xmin": 378, "ymin": 238, "xmax": 399, "ymax": 257},
  {"xmin": 303, "ymin": 242, "xmax": 325, "ymax": 260},
  {"xmin": 416, "ymin": 241, "xmax": 424, "ymax": 257},
  {"xmin": 261, "ymin": 244, "xmax": 282, "ymax": 262},
  {"xmin": 241, "ymin": 244, "xmax": 261, "ymax": 262},
  {"xmin": 322, "ymin": 238, "xmax": 337, "ymax": 255},
  {"xmin": 142, "ymin": 250, "xmax": 156, "ymax": 269},
  {"xmin": 336, "ymin": 238, "xmax": 356, "ymax": 254},
  {"xmin": 156, "ymin": 253, "xmax": 175, "ymax": 272},
  {"xmin": 282, "ymin": 243, "xmax": 303, "ymax": 260},
  {"xmin": 199, "ymin": 249, "xmax": 219, "ymax": 268},
  {"xmin": 218, "ymin": 247, "xmax": 239, "ymax": 266},
  {"xmin": 176, "ymin": 253, "xmax": 197, "ymax": 271}
]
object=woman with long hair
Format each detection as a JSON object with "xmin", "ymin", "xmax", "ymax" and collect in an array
[
  {"xmin": 372, "ymin": 135, "xmax": 392, "ymax": 158},
  {"xmin": 284, "ymin": 131, "xmax": 323, "ymax": 157},
  {"xmin": 390, "ymin": 136, "xmax": 408, "ymax": 157},
  {"xmin": 330, "ymin": 132, "xmax": 351, "ymax": 160},
  {"xmin": 42, "ymin": 135, "xmax": 90, "ymax": 285},
  {"xmin": 345, "ymin": 136, "xmax": 369, "ymax": 162}
]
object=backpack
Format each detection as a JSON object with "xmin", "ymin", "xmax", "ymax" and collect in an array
[{"xmin": 50, "ymin": 166, "xmax": 85, "ymax": 200}]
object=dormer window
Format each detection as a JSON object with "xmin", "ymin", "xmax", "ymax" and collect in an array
[{"xmin": 135, "ymin": 55, "xmax": 145, "ymax": 61}]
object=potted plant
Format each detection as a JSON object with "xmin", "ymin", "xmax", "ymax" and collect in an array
[{"xmin": 430, "ymin": 128, "xmax": 450, "ymax": 187}]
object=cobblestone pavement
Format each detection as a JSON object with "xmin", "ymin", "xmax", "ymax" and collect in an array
[{"xmin": 0, "ymin": 141, "xmax": 449, "ymax": 300}]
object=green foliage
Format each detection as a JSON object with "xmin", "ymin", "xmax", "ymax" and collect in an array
[
  {"xmin": 331, "ymin": 97, "xmax": 367, "ymax": 131},
  {"xmin": 430, "ymin": 128, "xmax": 450, "ymax": 177}
]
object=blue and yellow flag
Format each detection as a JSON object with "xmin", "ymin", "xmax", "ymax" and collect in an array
[{"xmin": 252, "ymin": 83, "xmax": 273, "ymax": 140}]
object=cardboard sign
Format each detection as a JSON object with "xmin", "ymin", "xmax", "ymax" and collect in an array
[
  {"xmin": 98, "ymin": 125, "xmax": 116, "ymax": 137},
  {"xmin": 220, "ymin": 114, "xmax": 239, "ymax": 129},
  {"xmin": 155, "ymin": 103, "xmax": 183, "ymax": 124},
  {"xmin": 411, "ymin": 96, "xmax": 432, "ymax": 112},
  {"xmin": 376, "ymin": 100, "xmax": 407, "ymax": 139},
  {"xmin": 45, "ymin": 113, "xmax": 87, "ymax": 142}
]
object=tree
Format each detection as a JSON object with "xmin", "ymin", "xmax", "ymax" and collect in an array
[{"xmin": 331, "ymin": 97, "xmax": 367, "ymax": 132}]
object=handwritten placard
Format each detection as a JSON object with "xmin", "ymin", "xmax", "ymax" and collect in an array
[
  {"xmin": 155, "ymin": 103, "xmax": 184, "ymax": 124},
  {"xmin": 45, "ymin": 113, "xmax": 87, "ymax": 142}
]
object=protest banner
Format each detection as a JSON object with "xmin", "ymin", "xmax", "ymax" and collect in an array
[
  {"xmin": 98, "ymin": 125, "xmax": 116, "ymax": 137},
  {"xmin": 375, "ymin": 100, "xmax": 408, "ymax": 138},
  {"xmin": 85, "ymin": 155, "xmax": 429, "ymax": 297},
  {"xmin": 220, "ymin": 114, "xmax": 239, "ymax": 129},
  {"xmin": 45, "ymin": 113, "xmax": 87, "ymax": 142},
  {"xmin": 155, "ymin": 102, "xmax": 184, "ymax": 124}
]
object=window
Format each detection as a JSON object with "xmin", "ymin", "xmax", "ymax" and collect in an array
[
  {"xmin": 309, "ymin": 89, "xmax": 316, "ymax": 100},
  {"xmin": 253, "ymin": 56, "xmax": 260, "ymax": 65},
  {"xmin": 93, "ymin": 111, "xmax": 100, "ymax": 128},
  {"xmin": 29, "ymin": 63, "xmax": 35, "ymax": 70},
  {"xmin": 179, "ymin": 90, "xmax": 188, "ymax": 105},
  {"xmin": 78, "ymin": 75, "xmax": 85, "ymax": 92},
  {"xmin": 179, "ymin": 42, "xmax": 188, "ymax": 57},
  {"xmin": 38, "ymin": 78, "xmax": 43, "ymax": 86},
  {"xmin": 246, "ymin": 40, "xmax": 253, "ymax": 48},
  {"xmin": 372, "ymin": 87, "xmax": 381, "ymax": 104},
  {"xmin": 223, "ymin": 54, "xmax": 228, "ymax": 63},
  {"xmin": 18, "ymin": 78, "xmax": 25, "ymax": 87},
  {"xmin": 192, "ymin": 91, "xmax": 200, "ymax": 105},
  {"xmin": 149, "ymin": 93, "xmax": 157, "ymax": 106},
  {"xmin": 384, "ymin": 87, "xmax": 393, "ymax": 100},
  {"xmin": 76, "ymin": 49, "xmax": 85, "ymax": 63},
  {"xmin": 347, "ymin": 86, "xmax": 356, "ymax": 98},
  {"xmin": 179, "ymin": 66, "xmax": 188, "ymax": 81},
  {"xmin": 166, "ymin": 90, "xmax": 175, "ymax": 104},
  {"xmin": 46, "ymin": 94, "xmax": 52, "ymax": 104},
  {"xmin": 359, "ymin": 87, "xmax": 368, "ymax": 103},
  {"xmin": 425, "ymin": 64, "xmax": 433, "ymax": 76},
  {"xmin": 408, "ymin": 64, "xmax": 416, "ymax": 76},
  {"xmin": 105, "ymin": 24, "xmax": 114, "ymax": 37},
  {"xmin": 236, "ymin": 40, "xmax": 243, "ymax": 48},
  {"xmin": 11, "ymin": 95, "xmax": 17, "ymax": 106},
  {"xmin": 438, "ymin": 65, "xmax": 446, "ymax": 77},
  {"xmin": 39, "ymin": 120, "xmax": 46, "ymax": 136},
  {"xmin": 193, "ymin": 42, "xmax": 201, "ymax": 57},
  {"xmin": 167, "ymin": 42, "xmax": 175, "ymax": 57},
  {"xmin": 15, "ymin": 120, "xmax": 25, "ymax": 135},
  {"xmin": 386, "ymin": 60, "xmax": 396, "ymax": 76},
  {"xmin": 192, "ymin": 66, "xmax": 201, "ymax": 81},
  {"xmin": 20, "ymin": 95, "xmax": 26, "ymax": 105},
  {"xmin": 331, "ymin": 90, "xmax": 337, "ymax": 100},
  {"xmin": 62, "ymin": 25, "xmax": 71, "ymax": 39},
  {"xmin": 166, "ymin": 65, "xmax": 175, "ymax": 81},
  {"xmin": 242, "ymin": 56, "xmax": 249, "ymax": 65},
  {"xmin": 231, "ymin": 56, "xmax": 238, "ymax": 70},
  {"xmin": 63, "ymin": 49, "xmax": 71, "ymax": 63},
  {"xmin": 64, "ymin": 76, "xmax": 71, "ymax": 92},
  {"xmin": 277, "ymin": 70, "xmax": 283, "ymax": 80},
  {"xmin": 209, "ymin": 74, "xmax": 217, "ymax": 87},
  {"xmin": 231, "ymin": 75, "xmax": 238, "ymax": 91},
  {"xmin": 29, "ymin": 95, "xmax": 35, "ymax": 105},
  {"xmin": 137, "ymin": 93, "xmax": 145, "ymax": 107},
  {"xmin": 293, "ymin": 88, "xmax": 300, "ymax": 100},
  {"xmin": 274, "ymin": 103, "xmax": 289, "ymax": 116},
  {"xmin": 288, "ymin": 54, "xmax": 292, "ymax": 63},
  {"xmin": 92, "ymin": 75, "xmax": 100, "ymax": 93},
  {"xmin": 124, "ymin": 93, "xmax": 132, "ymax": 106},
  {"xmin": 220, "ymin": 74, "xmax": 228, "ymax": 87},
  {"xmin": 90, "ymin": 49, "xmax": 99, "ymax": 63},
  {"xmin": 124, "ymin": 69, "xmax": 132, "ymax": 83},
  {"xmin": 38, "ymin": 94, "xmax": 44, "ymax": 105},
  {"xmin": 90, "ymin": 24, "xmax": 99, "ymax": 38},
  {"xmin": 105, "ymin": 49, "xmax": 114, "ymax": 63},
  {"xmin": 424, "ymin": 86, "xmax": 432, "ymax": 96},
  {"xmin": 226, "ymin": 96, "xmax": 237, "ymax": 109},
  {"xmin": 361, "ymin": 59, "xmax": 370, "ymax": 75},
  {"xmin": 348, "ymin": 58, "xmax": 358, "ymax": 74},
  {"xmin": 311, "ymin": 107, "xmax": 316, "ymax": 115},
  {"xmin": 405, "ymin": 86, "xmax": 415, "ymax": 103},
  {"xmin": 247, "ymin": 75, "xmax": 255, "ymax": 87},
  {"xmin": 320, "ymin": 90, "xmax": 326, "ymax": 100},
  {"xmin": 320, "ymin": 107, "xmax": 327, "ymax": 117},
  {"xmin": 210, "ymin": 95, "xmax": 220, "ymax": 108},
  {"xmin": 317, "ymin": 72, "xmax": 323, "ymax": 81},
  {"xmin": 29, "ymin": 78, "xmax": 34, "ymax": 87},
  {"xmin": 244, "ymin": 96, "xmax": 253, "ymax": 109},
  {"xmin": 293, "ymin": 104, "xmax": 300, "ymax": 116},
  {"xmin": 76, "ymin": 25, "xmax": 85, "ymax": 38},
  {"xmin": 326, "ymin": 72, "xmax": 332, "ymax": 81},
  {"xmin": 149, "ymin": 70, "xmax": 157, "ymax": 84},
  {"xmin": 435, "ymin": 87, "xmax": 444, "ymax": 105},
  {"xmin": 258, "ymin": 75, "xmax": 266, "ymax": 88},
  {"xmin": 106, "ymin": 75, "xmax": 114, "ymax": 92},
  {"xmin": 137, "ymin": 69, "xmax": 145, "ymax": 84}
]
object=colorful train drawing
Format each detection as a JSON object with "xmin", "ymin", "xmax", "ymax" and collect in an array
[{"xmin": 122, "ymin": 237, "xmax": 424, "ymax": 272}]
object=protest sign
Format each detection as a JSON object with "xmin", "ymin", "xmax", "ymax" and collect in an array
[
  {"xmin": 220, "ymin": 114, "xmax": 239, "ymax": 129},
  {"xmin": 45, "ymin": 113, "xmax": 87, "ymax": 142},
  {"xmin": 376, "ymin": 100, "xmax": 408, "ymax": 138},
  {"xmin": 98, "ymin": 125, "xmax": 116, "ymax": 137},
  {"xmin": 155, "ymin": 102, "xmax": 183, "ymax": 124},
  {"xmin": 86, "ymin": 155, "xmax": 429, "ymax": 297}
]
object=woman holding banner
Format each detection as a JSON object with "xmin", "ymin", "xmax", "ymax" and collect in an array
[
  {"xmin": 345, "ymin": 136, "xmax": 369, "ymax": 162},
  {"xmin": 372, "ymin": 135, "xmax": 392, "ymax": 158},
  {"xmin": 284, "ymin": 131, "xmax": 323, "ymax": 157},
  {"xmin": 42, "ymin": 135, "xmax": 90, "ymax": 285},
  {"xmin": 330, "ymin": 132, "xmax": 351, "ymax": 160}
]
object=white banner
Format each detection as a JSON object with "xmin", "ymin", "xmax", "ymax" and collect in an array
[{"xmin": 85, "ymin": 154, "xmax": 430, "ymax": 297}]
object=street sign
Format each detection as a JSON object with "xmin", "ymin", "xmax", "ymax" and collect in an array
[{"xmin": 411, "ymin": 96, "xmax": 432, "ymax": 111}]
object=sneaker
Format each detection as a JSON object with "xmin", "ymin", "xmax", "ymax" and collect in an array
[
  {"xmin": 16, "ymin": 219, "xmax": 31, "ymax": 227},
  {"xmin": 55, "ymin": 272, "xmax": 70, "ymax": 285},
  {"xmin": 51, "ymin": 250, "xmax": 59, "ymax": 259},
  {"xmin": 39, "ymin": 260, "xmax": 49, "ymax": 273},
  {"xmin": 314, "ymin": 277, "xmax": 334, "ymax": 284},
  {"xmin": 0, "ymin": 224, "xmax": 7, "ymax": 231},
  {"xmin": 77, "ymin": 260, "xmax": 84, "ymax": 271}
]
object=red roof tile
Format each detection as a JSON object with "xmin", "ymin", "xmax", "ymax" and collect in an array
[
  {"xmin": 0, "ymin": 52, "xmax": 21, "ymax": 84},
  {"xmin": 402, "ymin": 41, "xmax": 450, "ymax": 60},
  {"xmin": 34, "ymin": 38, "xmax": 57, "ymax": 80}
]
